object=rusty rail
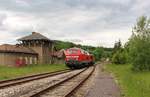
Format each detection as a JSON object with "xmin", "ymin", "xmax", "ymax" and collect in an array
[
  {"xmin": 0, "ymin": 69, "xmax": 70, "ymax": 89},
  {"xmin": 29, "ymin": 68, "xmax": 88, "ymax": 97},
  {"xmin": 64, "ymin": 66, "xmax": 95, "ymax": 97},
  {"xmin": 28, "ymin": 66, "xmax": 95, "ymax": 97}
]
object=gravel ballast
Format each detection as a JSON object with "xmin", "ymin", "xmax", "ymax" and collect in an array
[{"xmin": 0, "ymin": 69, "xmax": 83, "ymax": 97}]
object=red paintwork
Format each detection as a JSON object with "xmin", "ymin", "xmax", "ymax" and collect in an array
[{"xmin": 64, "ymin": 47, "xmax": 94, "ymax": 68}]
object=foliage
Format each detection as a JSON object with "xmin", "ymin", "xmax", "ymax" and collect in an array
[
  {"xmin": 54, "ymin": 40, "xmax": 75, "ymax": 50},
  {"xmin": 112, "ymin": 39, "xmax": 122, "ymax": 54},
  {"xmin": 92, "ymin": 47, "xmax": 104, "ymax": 61},
  {"xmin": 127, "ymin": 16, "xmax": 150, "ymax": 71},
  {"xmin": 103, "ymin": 50, "xmax": 112, "ymax": 58},
  {"xmin": 54, "ymin": 40, "xmax": 96, "ymax": 51},
  {"xmin": 112, "ymin": 49, "xmax": 127, "ymax": 64},
  {"xmin": 112, "ymin": 16, "xmax": 150, "ymax": 69},
  {"xmin": 112, "ymin": 40, "xmax": 127, "ymax": 64},
  {"xmin": 106, "ymin": 64, "xmax": 150, "ymax": 97}
]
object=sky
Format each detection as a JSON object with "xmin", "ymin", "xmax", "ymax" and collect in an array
[{"xmin": 0, "ymin": 0, "xmax": 150, "ymax": 47}]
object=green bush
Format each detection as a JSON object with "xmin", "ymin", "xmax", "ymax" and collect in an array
[
  {"xmin": 92, "ymin": 47, "xmax": 104, "ymax": 61},
  {"xmin": 112, "ymin": 50, "xmax": 127, "ymax": 64},
  {"xmin": 129, "ymin": 38, "xmax": 150, "ymax": 71}
]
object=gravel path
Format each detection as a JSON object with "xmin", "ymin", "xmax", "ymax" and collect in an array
[
  {"xmin": 85, "ymin": 63, "xmax": 121, "ymax": 97},
  {"xmin": 0, "ymin": 69, "xmax": 83, "ymax": 97}
]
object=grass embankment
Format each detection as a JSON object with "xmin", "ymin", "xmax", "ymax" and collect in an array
[
  {"xmin": 106, "ymin": 64, "xmax": 150, "ymax": 97},
  {"xmin": 0, "ymin": 64, "xmax": 68, "ymax": 80}
]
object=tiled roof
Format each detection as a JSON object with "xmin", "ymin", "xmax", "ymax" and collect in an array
[
  {"xmin": 0, "ymin": 44, "xmax": 37, "ymax": 54},
  {"xmin": 18, "ymin": 32, "xmax": 51, "ymax": 41}
]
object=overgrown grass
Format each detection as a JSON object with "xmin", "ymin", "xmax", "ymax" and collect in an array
[
  {"xmin": 0, "ymin": 64, "xmax": 68, "ymax": 80},
  {"xmin": 105, "ymin": 64, "xmax": 150, "ymax": 97}
]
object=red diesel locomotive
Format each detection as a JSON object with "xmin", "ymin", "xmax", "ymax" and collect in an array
[{"xmin": 64, "ymin": 47, "xmax": 95, "ymax": 69}]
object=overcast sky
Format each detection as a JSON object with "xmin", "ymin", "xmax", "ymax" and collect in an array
[{"xmin": 0, "ymin": 0, "xmax": 150, "ymax": 47}]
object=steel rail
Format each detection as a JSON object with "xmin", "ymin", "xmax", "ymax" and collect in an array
[
  {"xmin": 28, "ymin": 68, "xmax": 88, "ymax": 97},
  {"xmin": 64, "ymin": 65, "xmax": 95, "ymax": 97},
  {"xmin": 0, "ymin": 69, "xmax": 71, "ymax": 89}
]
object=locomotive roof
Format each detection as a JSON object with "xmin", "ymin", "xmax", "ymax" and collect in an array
[
  {"xmin": 66, "ymin": 47, "xmax": 90, "ymax": 54},
  {"xmin": 68, "ymin": 47, "xmax": 81, "ymax": 50}
]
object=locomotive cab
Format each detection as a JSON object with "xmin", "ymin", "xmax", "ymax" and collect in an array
[
  {"xmin": 64, "ymin": 48, "xmax": 81, "ymax": 69},
  {"xmin": 64, "ymin": 47, "xmax": 94, "ymax": 69}
]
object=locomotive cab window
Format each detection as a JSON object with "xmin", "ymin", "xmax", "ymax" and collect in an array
[
  {"xmin": 81, "ymin": 50, "xmax": 84, "ymax": 54},
  {"xmin": 84, "ymin": 51, "xmax": 89, "ymax": 55},
  {"xmin": 68, "ymin": 49, "xmax": 78, "ymax": 54}
]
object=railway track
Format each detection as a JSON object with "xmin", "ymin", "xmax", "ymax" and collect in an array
[
  {"xmin": 0, "ymin": 66, "xmax": 95, "ymax": 97},
  {"xmin": 22, "ymin": 66, "xmax": 95, "ymax": 97},
  {"xmin": 0, "ymin": 68, "xmax": 86, "ymax": 97},
  {"xmin": 0, "ymin": 69, "xmax": 70, "ymax": 89}
]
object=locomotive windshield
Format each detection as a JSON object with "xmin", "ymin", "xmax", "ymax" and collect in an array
[{"xmin": 67, "ymin": 49, "xmax": 78, "ymax": 54}]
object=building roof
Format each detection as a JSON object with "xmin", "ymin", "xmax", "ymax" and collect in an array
[
  {"xmin": 0, "ymin": 44, "xmax": 37, "ymax": 54},
  {"xmin": 18, "ymin": 32, "xmax": 52, "ymax": 41}
]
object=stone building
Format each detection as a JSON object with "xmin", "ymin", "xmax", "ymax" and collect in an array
[
  {"xmin": 18, "ymin": 32, "xmax": 54, "ymax": 64},
  {"xmin": 0, "ymin": 44, "xmax": 38, "ymax": 66},
  {"xmin": 0, "ymin": 32, "xmax": 54, "ymax": 66}
]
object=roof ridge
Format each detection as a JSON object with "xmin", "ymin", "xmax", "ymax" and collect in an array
[{"xmin": 18, "ymin": 32, "xmax": 51, "ymax": 41}]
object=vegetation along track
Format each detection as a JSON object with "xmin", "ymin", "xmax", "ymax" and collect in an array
[
  {"xmin": 23, "ymin": 65, "xmax": 95, "ymax": 97},
  {"xmin": 0, "ymin": 69, "xmax": 70, "ymax": 89}
]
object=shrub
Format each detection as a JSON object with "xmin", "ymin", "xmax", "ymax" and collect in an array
[
  {"xmin": 129, "ymin": 38, "xmax": 150, "ymax": 71},
  {"xmin": 92, "ymin": 47, "xmax": 104, "ymax": 61},
  {"xmin": 112, "ymin": 49, "xmax": 127, "ymax": 64}
]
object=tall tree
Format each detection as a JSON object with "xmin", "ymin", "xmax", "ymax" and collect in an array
[
  {"xmin": 128, "ymin": 16, "xmax": 150, "ymax": 71},
  {"xmin": 113, "ymin": 39, "xmax": 122, "ymax": 54}
]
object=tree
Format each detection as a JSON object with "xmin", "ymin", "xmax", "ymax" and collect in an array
[
  {"xmin": 128, "ymin": 16, "xmax": 150, "ymax": 71},
  {"xmin": 112, "ymin": 40, "xmax": 127, "ymax": 64},
  {"xmin": 92, "ymin": 47, "xmax": 104, "ymax": 61},
  {"xmin": 113, "ymin": 39, "xmax": 122, "ymax": 54}
]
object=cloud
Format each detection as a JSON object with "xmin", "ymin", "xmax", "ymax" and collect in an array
[{"xmin": 0, "ymin": 0, "xmax": 150, "ymax": 47}]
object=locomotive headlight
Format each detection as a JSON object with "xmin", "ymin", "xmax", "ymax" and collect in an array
[{"xmin": 74, "ymin": 56, "xmax": 79, "ymax": 60}]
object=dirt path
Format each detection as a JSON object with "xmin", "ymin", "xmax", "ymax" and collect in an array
[{"xmin": 85, "ymin": 63, "xmax": 121, "ymax": 97}]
